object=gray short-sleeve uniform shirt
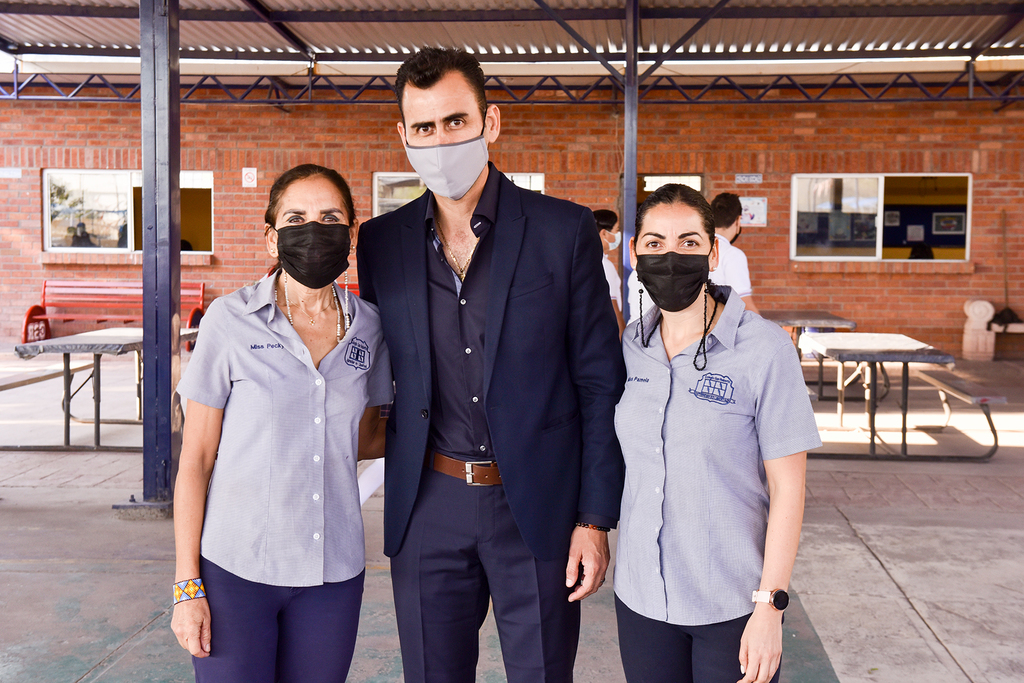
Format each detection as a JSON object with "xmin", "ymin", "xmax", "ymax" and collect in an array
[
  {"xmin": 176, "ymin": 274, "xmax": 393, "ymax": 587},
  {"xmin": 613, "ymin": 287, "xmax": 821, "ymax": 626}
]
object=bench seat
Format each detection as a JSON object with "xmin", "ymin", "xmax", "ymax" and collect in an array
[
  {"xmin": 914, "ymin": 369, "xmax": 1005, "ymax": 461},
  {"xmin": 22, "ymin": 280, "xmax": 205, "ymax": 343}
]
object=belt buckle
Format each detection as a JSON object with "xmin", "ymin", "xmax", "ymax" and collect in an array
[{"xmin": 464, "ymin": 460, "xmax": 496, "ymax": 486}]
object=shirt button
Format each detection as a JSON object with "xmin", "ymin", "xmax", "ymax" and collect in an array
[
  {"xmin": 658, "ymin": 407, "xmax": 664, "ymax": 414},
  {"xmin": 655, "ymin": 486, "xmax": 661, "ymax": 494},
  {"xmin": 479, "ymin": 445, "xmax": 486, "ymax": 452},
  {"xmin": 315, "ymin": 379, "xmax": 322, "ymax": 386},
  {"xmin": 313, "ymin": 494, "xmax": 320, "ymax": 501},
  {"xmin": 313, "ymin": 533, "xmax": 321, "ymax": 540},
  {"xmin": 460, "ymin": 299, "xmax": 467, "ymax": 305},
  {"xmin": 655, "ymin": 446, "xmax": 661, "ymax": 454},
  {"xmin": 313, "ymin": 455, "xmax": 321, "ymax": 462},
  {"xmin": 314, "ymin": 417, "xmax": 321, "ymax": 424},
  {"xmin": 421, "ymin": 408, "xmax": 429, "ymax": 418},
  {"xmin": 472, "ymin": 396, "xmax": 479, "ymax": 403},
  {"xmin": 465, "ymin": 347, "xmax": 472, "ymax": 354}
]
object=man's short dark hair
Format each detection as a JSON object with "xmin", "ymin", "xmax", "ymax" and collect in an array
[
  {"xmin": 593, "ymin": 209, "xmax": 618, "ymax": 233},
  {"xmin": 395, "ymin": 47, "xmax": 487, "ymax": 123},
  {"xmin": 711, "ymin": 192, "xmax": 743, "ymax": 229}
]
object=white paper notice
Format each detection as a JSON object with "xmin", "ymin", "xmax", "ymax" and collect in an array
[{"xmin": 242, "ymin": 167, "xmax": 258, "ymax": 188}]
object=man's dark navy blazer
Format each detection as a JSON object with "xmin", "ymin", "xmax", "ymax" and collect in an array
[{"xmin": 357, "ymin": 170, "xmax": 626, "ymax": 561}]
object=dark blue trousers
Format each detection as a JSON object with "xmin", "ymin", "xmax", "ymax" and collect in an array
[
  {"xmin": 615, "ymin": 595, "xmax": 782, "ymax": 683},
  {"xmin": 391, "ymin": 467, "xmax": 581, "ymax": 683},
  {"xmin": 192, "ymin": 556, "xmax": 364, "ymax": 683}
]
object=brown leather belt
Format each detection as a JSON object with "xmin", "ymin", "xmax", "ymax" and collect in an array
[{"xmin": 431, "ymin": 451, "xmax": 502, "ymax": 486}]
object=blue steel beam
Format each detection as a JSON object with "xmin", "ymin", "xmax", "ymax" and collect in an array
[
  {"xmin": 640, "ymin": 0, "xmax": 732, "ymax": 82},
  {"xmin": 621, "ymin": 0, "xmax": 638, "ymax": 325},
  {"xmin": 139, "ymin": 0, "xmax": 182, "ymax": 505},
  {"xmin": 4, "ymin": 71, "xmax": 1023, "ymax": 105},
  {"xmin": 531, "ymin": 0, "xmax": 623, "ymax": 84},
  {"xmin": 1, "ymin": 3, "xmax": 1021, "ymax": 21},
  {"xmin": 236, "ymin": 0, "xmax": 315, "ymax": 61}
]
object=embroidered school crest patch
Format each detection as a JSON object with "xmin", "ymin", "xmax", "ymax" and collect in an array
[
  {"xmin": 345, "ymin": 338, "xmax": 370, "ymax": 370},
  {"xmin": 689, "ymin": 373, "xmax": 736, "ymax": 405}
]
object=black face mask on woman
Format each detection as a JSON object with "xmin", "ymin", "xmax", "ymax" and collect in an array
[
  {"xmin": 635, "ymin": 251, "xmax": 709, "ymax": 313},
  {"xmin": 274, "ymin": 222, "xmax": 351, "ymax": 290}
]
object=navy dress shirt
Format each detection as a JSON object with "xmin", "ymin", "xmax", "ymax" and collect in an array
[{"xmin": 424, "ymin": 164, "xmax": 500, "ymax": 461}]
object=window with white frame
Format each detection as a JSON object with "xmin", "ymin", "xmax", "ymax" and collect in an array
[
  {"xmin": 791, "ymin": 174, "xmax": 970, "ymax": 261},
  {"xmin": 44, "ymin": 170, "xmax": 214, "ymax": 252}
]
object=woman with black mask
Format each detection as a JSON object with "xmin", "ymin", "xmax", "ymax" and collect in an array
[
  {"xmin": 171, "ymin": 164, "xmax": 393, "ymax": 682},
  {"xmin": 613, "ymin": 184, "xmax": 820, "ymax": 683}
]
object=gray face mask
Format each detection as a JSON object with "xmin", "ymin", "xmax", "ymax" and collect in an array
[{"xmin": 404, "ymin": 134, "xmax": 489, "ymax": 200}]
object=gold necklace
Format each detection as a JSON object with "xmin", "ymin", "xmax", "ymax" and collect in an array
[
  {"xmin": 281, "ymin": 271, "xmax": 348, "ymax": 343},
  {"xmin": 436, "ymin": 225, "xmax": 478, "ymax": 282}
]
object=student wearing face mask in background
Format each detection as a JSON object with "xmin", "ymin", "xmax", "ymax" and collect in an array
[
  {"xmin": 709, "ymin": 192, "xmax": 760, "ymax": 314},
  {"xmin": 594, "ymin": 209, "xmax": 626, "ymax": 337},
  {"xmin": 614, "ymin": 184, "xmax": 820, "ymax": 683},
  {"xmin": 171, "ymin": 164, "xmax": 392, "ymax": 683},
  {"xmin": 357, "ymin": 47, "xmax": 624, "ymax": 683}
]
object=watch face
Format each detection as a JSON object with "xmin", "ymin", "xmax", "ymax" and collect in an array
[{"xmin": 771, "ymin": 590, "xmax": 790, "ymax": 611}]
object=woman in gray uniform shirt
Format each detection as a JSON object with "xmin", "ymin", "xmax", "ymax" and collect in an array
[
  {"xmin": 614, "ymin": 184, "xmax": 821, "ymax": 683},
  {"xmin": 170, "ymin": 164, "xmax": 393, "ymax": 683}
]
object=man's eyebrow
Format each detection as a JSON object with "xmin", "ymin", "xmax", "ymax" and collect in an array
[{"xmin": 442, "ymin": 112, "xmax": 469, "ymax": 124}]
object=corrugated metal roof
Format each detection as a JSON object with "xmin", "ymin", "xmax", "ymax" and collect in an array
[{"xmin": 0, "ymin": 0, "xmax": 1021, "ymax": 75}]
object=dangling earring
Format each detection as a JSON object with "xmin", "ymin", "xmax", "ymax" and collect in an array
[{"xmin": 639, "ymin": 287, "xmax": 648, "ymax": 348}]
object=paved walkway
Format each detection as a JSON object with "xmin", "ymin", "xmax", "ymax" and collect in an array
[{"xmin": 2, "ymin": 351, "xmax": 1022, "ymax": 682}]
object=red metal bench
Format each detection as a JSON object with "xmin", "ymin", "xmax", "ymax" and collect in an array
[{"xmin": 22, "ymin": 280, "xmax": 206, "ymax": 343}]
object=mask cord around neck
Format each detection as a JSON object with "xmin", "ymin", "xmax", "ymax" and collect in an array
[{"xmin": 693, "ymin": 285, "xmax": 719, "ymax": 371}]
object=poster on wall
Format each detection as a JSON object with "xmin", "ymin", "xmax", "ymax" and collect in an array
[
  {"xmin": 739, "ymin": 197, "xmax": 767, "ymax": 227},
  {"xmin": 932, "ymin": 212, "xmax": 965, "ymax": 235},
  {"xmin": 828, "ymin": 211, "xmax": 851, "ymax": 241},
  {"xmin": 884, "ymin": 210, "xmax": 900, "ymax": 226},
  {"xmin": 906, "ymin": 224, "xmax": 925, "ymax": 242}
]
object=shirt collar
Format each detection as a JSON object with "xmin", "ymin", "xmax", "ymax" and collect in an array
[
  {"xmin": 424, "ymin": 161, "xmax": 501, "ymax": 238},
  {"xmin": 627, "ymin": 285, "xmax": 745, "ymax": 352},
  {"xmin": 245, "ymin": 271, "xmax": 281, "ymax": 318}
]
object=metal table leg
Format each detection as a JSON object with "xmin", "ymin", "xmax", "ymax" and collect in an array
[
  {"xmin": 93, "ymin": 353, "xmax": 102, "ymax": 447},
  {"xmin": 62, "ymin": 353, "xmax": 71, "ymax": 447},
  {"xmin": 867, "ymin": 361, "xmax": 877, "ymax": 456},
  {"xmin": 900, "ymin": 362, "xmax": 910, "ymax": 456}
]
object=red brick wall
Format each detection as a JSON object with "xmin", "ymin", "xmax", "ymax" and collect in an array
[{"xmin": 1, "ymin": 98, "xmax": 1022, "ymax": 356}]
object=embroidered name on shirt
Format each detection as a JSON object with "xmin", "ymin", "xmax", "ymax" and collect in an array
[
  {"xmin": 626, "ymin": 376, "xmax": 650, "ymax": 383},
  {"xmin": 689, "ymin": 373, "xmax": 736, "ymax": 405},
  {"xmin": 250, "ymin": 342, "xmax": 284, "ymax": 350},
  {"xmin": 345, "ymin": 338, "xmax": 370, "ymax": 370}
]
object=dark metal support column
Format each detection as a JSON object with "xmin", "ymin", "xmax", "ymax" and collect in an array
[
  {"xmin": 139, "ymin": 0, "xmax": 181, "ymax": 506},
  {"xmin": 621, "ymin": 0, "xmax": 639, "ymax": 323}
]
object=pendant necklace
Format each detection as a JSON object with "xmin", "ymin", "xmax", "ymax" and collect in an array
[
  {"xmin": 282, "ymin": 271, "xmax": 349, "ymax": 343},
  {"xmin": 436, "ymin": 225, "xmax": 477, "ymax": 282}
]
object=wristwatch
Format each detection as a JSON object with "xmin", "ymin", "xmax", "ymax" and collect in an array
[{"xmin": 752, "ymin": 589, "xmax": 789, "ymax": 611}]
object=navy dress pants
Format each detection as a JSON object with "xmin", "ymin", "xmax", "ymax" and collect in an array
[
  {"xmin": 391, "ymin": 467, "xmax": 581, "ymax": 683},
  {"xmin": 615, "ymin": 595, "xmax": 782, "ymax": 683},
  {"xmin": 191, "ymin": 556, "xmax": 364, "ymax": 683}
]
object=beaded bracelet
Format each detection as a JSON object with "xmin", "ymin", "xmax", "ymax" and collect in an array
[
  {"xmin": 173, "ymin": 578, "xmax": 206, "ymax": 604},
  {"xmin": 575, "ymin": 522, "xmax": 611, "ymax": 533}
]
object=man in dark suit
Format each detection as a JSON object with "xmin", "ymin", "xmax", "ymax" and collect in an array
[{"xmin": 357, "ymin": 47, "xmax": 625, "ymax": 683}]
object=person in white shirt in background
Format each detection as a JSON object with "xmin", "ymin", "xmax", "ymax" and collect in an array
[
  {"xmin": 709, "ymin": 192, "xmax": 760, "ymax": 314},
  {"xmin": 594, "ymin": 209, "xmax": 626, "ymax": 337}
]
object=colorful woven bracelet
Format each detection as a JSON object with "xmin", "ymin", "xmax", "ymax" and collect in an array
[
  {"xmin": 173, "ymin": 578, "xmax": 206, "ymax": 604},
  {"xmin": 575, "ymin": 522, "xmax": 611, "ymax": 532}
]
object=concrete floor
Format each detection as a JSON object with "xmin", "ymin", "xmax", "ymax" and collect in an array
[{"xmin": 2, "ymin": 351, "xmax": 1022, "ymax": 682}]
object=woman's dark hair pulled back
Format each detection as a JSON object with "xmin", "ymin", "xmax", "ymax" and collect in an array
[
  {"xmin": 264, "ymin": 164, "xmax": 355, "ymax": 228},
  {"xmin": 634, "ymin": 184, "xmax": 715, "ymax": 244}
]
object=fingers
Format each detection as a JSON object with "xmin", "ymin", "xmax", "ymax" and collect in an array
[
  {"xmin": 564, "ymin": 553, "xmax": 581, "ymax": 589},
  {"xmin": 171, "ymin": 600, "xmax": 211, "ymax": 658},
  {"xmin": 737, "ymin": 653, "xmax": 780, "ymax": 683},
  {"xmin": 568, "ymin": 558, "xmax": 606, "ymax": 602}
]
